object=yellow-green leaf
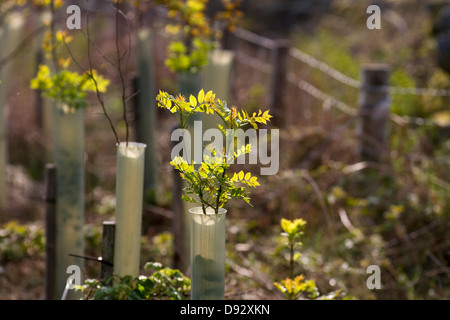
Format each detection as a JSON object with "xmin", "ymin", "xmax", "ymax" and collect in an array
[
  {"xmin": 198, "ymin": 89, "xmax": 205, "ymax": 103},
  {"xmin": 204, "ymin": 90, "xmax": 212, "ymax": 101},
  {"xmin": 189, "ymin": 94, "xmax": 197, "ymax": 107}
]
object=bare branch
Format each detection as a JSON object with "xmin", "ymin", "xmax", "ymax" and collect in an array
[
  {"xmin": 77, "ymin": 29, "xmax": 117, "ymax": 69},
  {"xmin": 115, "ymin": 0, "xmax": 130, "ymax": 145},
  {"xmin": 85, "ymin": 0, "xmax": 120, "ymax": 144}
]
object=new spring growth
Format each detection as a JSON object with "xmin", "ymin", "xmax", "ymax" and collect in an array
[
  {"xmin": 157, "ymin": 89, "xmax": 279, "ymax": 175},
  {"xmin": 157, "ymin": 89, "xmax": 279, "ymax": 213}
]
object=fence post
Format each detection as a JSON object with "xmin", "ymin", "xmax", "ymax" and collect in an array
[
  {"xmin": 171, "ymin": 129, "xmax": 189, "ymax": 273},
  {"xmin": 358, "ymin": 64, "xmax": 391, "ymax": 162},
  {"xmin": 221, "ymin": 27, "xmax": 236, "ymax": 51},
  {"xmin": 44, "ymin": 164, "xmax": 56, "ymax": 300},
  {"xmin": 100, "ymin": 221, "xmax": 115, "ymax": 282},
  {"xmin": 269, "ymin": 39, "xmax": 290, "ymax": 127},
  {"xmin": 172, "ymin": 161, "xmax": 186, "ymax": 271}
]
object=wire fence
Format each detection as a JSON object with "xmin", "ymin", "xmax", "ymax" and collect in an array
[
  {"xmin": 227, "ymin": 25, "xmax": 450, "ymax": 194},
  {"xmin": 231, "ymin": 26, "xmax": 450, "ymax": 128}
]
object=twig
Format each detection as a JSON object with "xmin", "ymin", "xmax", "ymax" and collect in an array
[
  {"xmin": 386, "ymin": 220, "xmax": 440, "ymax": 248},
  {"xmin": 143, "ymin": 204, "xmax": 174, "ymax": 219},
  {"xmin": 125, "ymin": 89, "xmax": 141, "ymax": 104},
  {"xmin": 77, "ymin": 29, "xmax": 117, "ymax": 69},
  {"xmin": 85, "ymin": 1, "xmax": 120, "ymax": 144},
  {"xmin": 115, "ymin": 0, "xmax": 129, "ymax": 146},
  {"xmin": 227, "ymin": 255, "xmax": 284, "ymax": 299},
  {"xmin": 68, "ymin": 253, "xmax": 113, "ymax": 266},
  {"xmin": 426, "ymin": 249, "xmax": 450, "ymax": 279},
  {"xmin": 338, "ymin": 207, "xmax": 357, "ymax": 235}
]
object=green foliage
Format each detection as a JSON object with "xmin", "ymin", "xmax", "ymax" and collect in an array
[
  {"xmin": 0, "ymin": 220, "xmax": 44, "ymax": 262},
  {"xmin": 165, "ymin": 38, "xmax": 213, "ymax": 73},
  {"xmin": 420, "ymin": 69, "xmax": 450, "ymax": 120},
  {"xmin": 390, "ymin": 69, "xmax": 421, "ymax": 116},
  {"xmin": 30, "ymin": 64, "xmax": 109, "ymax": 112},
  {"xmin": 273, "ymin": 218, "xmax": 320, "ymax": 300},
  {"xmin": 281, "ymin": 218, "xmax": 306, "ymax": 242},
  {"xmin": 157, "ymin": 89, "xmax": 272, "ymax": 213},
  {"xmin": 279, "ymin": 218, "xmax": 306, "ymax": 278},
  {"xmin": 30, "ymin": 19, "xmax": 110, "ymax": 112},
  {"xmin": 273, "ymin": 218, "xmax": 349, "ymax": 300},
  {"xmin": 274, "ymin": 275, "xmax": 319, "ymax": 300},
  {"xmin": 77, "ymin": 262, "xmax": 190, "ymax": 300},
  {"xmin": 161, "ymin": 0, "xmax": 243, "ymax": 73},
  {"xmin": 161, "ymin": 0, "xmax": 214, "ymax": 73}
]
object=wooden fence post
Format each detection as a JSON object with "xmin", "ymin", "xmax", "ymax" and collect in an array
[
  {"xmin": 221, "ymin": 27, "xmax": 236, "ymax": 51},
  {"xmin": 269, "ymin": 39, "xmax": 290, "ymax": 127},
  {"xmin": 358, "ymin": 64, "xmax": 391, "ymax": 162},
  {"xmin": 100, "ymin": 221, "xmax": 115, "ymax": 282},
  {"xmin": 44, "ymin": 164, "xmax": 56, "ymax": 300},
  {"xmin": 171, "ymin": 129, "xmax": 189, "ymax": 273}
]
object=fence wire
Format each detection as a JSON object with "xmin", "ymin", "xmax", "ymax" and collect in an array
[
  {"xmin": 231, "ymin": 27, "xmax": 450, "ymax": 130},
  {"xmin": 288, "ymin": 47, "xmax": 450, "ymax": 97},
  {"xmin": 286, "ymin": 72, "xmax": 357, "ymax": 116}
]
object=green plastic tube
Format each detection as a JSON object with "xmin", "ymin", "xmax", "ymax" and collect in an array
[
  {"xmin": 53, "ymin": 105, "xmax": 85, "ymax": 299},
  {"xmin": 0, "ymin": 26, "xmax": 8, "ymax": 215},
  {"xmin": 190, "ymin": 207, "xmax": 226, "ymax": 300},
  {"xmin": 200, "ymin": 49, "xmax": 235, "ymax": 140},
  {"xmin": 176, "ymin": 71, "xmax": 202, "ymax": 98},
  {"xmin": 113, "ymin": 142, "xmax": 146, "ymax": 278},
  {"xmin": 202, "ymin": 49, "xmax": 234, "ymax": 101},
  {"xmin": 174, "ymin": 72, "xmax": 202, "ymax": 272},
  {"xmin": 0, "ymin": 13, "xmax": 25, "ymax": 215}
]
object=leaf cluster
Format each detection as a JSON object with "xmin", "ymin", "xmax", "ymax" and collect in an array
[
  {"xmin": 156, "ymin": 89, "xmax": 272, "ymax": 130},
  {"xmin": 171, "ymin": 155, "xmax": 260, "ymax": 213},
  {"xmin": 0, "ymin": 220, "xmax": 44, "ymax": 262},
  {"xmin": 165, "ymin": 38, "xmax": 213, "ymax": 73},
  {"xmin": 273, "ymin": 218, "xmax": 347, "ymax": 300},
  {"xmin": 157, "ymin": 89, "xmax": 272, "ymax": 213},
  {"xmin": 160, "ymin": 0, "xmax": 244, "ymax": 73},
  {"xmin": 280, "ymin": 218, "xmax": 306, "ymax": 244},
  {"xmin": 214, "ymin": 0, "xmax": 244, "ymax": 33},
  {"xmin": 30, "ymin": 29, "xmax": 110, "ymax": 112},
  {"xmin": 161, "ymin": 0, "xmax": 213, "ymax": 73},
  {"xmin": 77, "ymin": 262, "xmax": 190, "ymax": 300},
  {"xmin": 30, "ymin": 64, "xmax": 109, "ymax": 112},
  {"xmin": 274, "ymin": 218, "xmax": 318, "ymax": 300}
]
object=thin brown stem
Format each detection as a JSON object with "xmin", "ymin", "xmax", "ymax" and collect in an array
[
  {"xmin": 289, "ymin": 240, "xmax": 294, "ymax": 279},
  {"xmin": 77, "ymin": 29, "xmax": 117, "ymax": 69},
  {"xmin": 85, "ymin": 2, "xmax": 120, "ymax": 144},
  {"xmin": 115, "ymin": 0, "xmax": 129, "ymax": 146}
]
